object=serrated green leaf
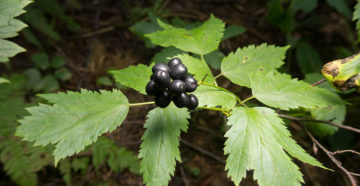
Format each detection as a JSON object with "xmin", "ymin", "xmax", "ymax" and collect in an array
[
  {"xmin": 0, "ymin": 138, "xmax": 52, "ymax": 186},
  {"xmin": 139, "ymin": 104, "xmax": 190, "ymax": 186},
  {"xmin": 151, "ymin": 47, "xmax": 185, "ymax": 64},
  {"xmin": 0, "ymin": 39, "xmax": 26, "ymax": 62},
  {"xmin": 224, "ymin": 107, "xmax": 326, "ymax": 186},
  {"xmin": 221, "ymin": 44, "xmax": 289, "ymax": 87},
  {"xmin": 146, "ymin": 15, "xmax": 225, "ymax": 55},
  {"xmin": 110, "ymin": 64, "xmax": 152, "ymax": 94},
  {"xmin": 250, "ymin": 71, "xmax": 345, "ymax": 110},
  {"xmin": 176, "ymin": 54, "xmax": 214, "ymax": 84},
  {"xmin": 0, "ymin": 0, "xmax": 32, "ymax": 62},
  {"xmin": 222, "ymin": 24, "xmax": 246, "ymax": 41},
  {"xmin": 16, "ymin": 89, "xmax": 129, "ymax": 164},
  {"xmin": 193, "ymin": 85, "xmax": 236, "ymax": 109}
]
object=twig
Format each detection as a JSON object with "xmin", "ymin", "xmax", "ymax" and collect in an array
[
  {"xmin": 332, "ymin": 150, "xmax": 360, "ymax": 156},
  {"xmin": 312, "ymin": 78, "xmax": 327, "ymax": 86},
  {"xmin": 179, "ymin": 165, "xmax": 190, "ymax": 186},
  {"xmin": 278, "ymin": 114, "xmax": 360, "ymax": 134},
  {"xmin": 304, "ymin": 127, "xmax": 358, "ymax": 186},
  {"xmin": 180, "ymin": 138, "xmax": 226, "ymax": 164}
]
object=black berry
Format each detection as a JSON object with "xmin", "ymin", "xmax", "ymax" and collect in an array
[
  {"xmin": 153, "ymin": 70, "xmax": 171, "ymax": 88},
  {"xmin": 172, "ymin": 93, "xmax": 189, "ymax": 108},
  {"xmin": 187, "ymin": 94, "xmax": 198, "ymax": 110},
  {"xmin": 170, "ymin": 64, "xmax": 188, "ymax": 79},
  {"xmin": 169, "ymin": 79, "xmax": 185, "ymax": 95},
  {"xmin": 155, "ymin": 90, "xmax": 171, "ymax": 108},
  {"xmin": 168, "ymin": 58, "xmax": 182, "ymax": 69},
  {"xmin": 183, "ymin": 76, "xmax": 197, "ymax": 92},
  {"xmin": 152, "ymin": 63, "xmax": 171, "ymax": 73},
  {"xmin": 145, "ymin": 80, "xmax": 159, "ymax": 96}
]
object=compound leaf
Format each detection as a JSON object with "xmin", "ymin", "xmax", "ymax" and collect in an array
[
  {"xmin": 0, "ymin": 0, "xmax": 32, "ymax": 62},
  {"xmin": 250, "ymin": 71, "xmax": 345, "ymax": 110},
  {"xmin": 193, "ymin": 85, "xmax": 237, "ymax": 109},
  {"xmin": 224, "ymin": 107, "xmax": 326, "ymax": 186},
  {"xmin": 146, "ymin": 15, "xmax": 225, "ymax": 55},
  {"xmin": 139, "ymin": 103, "xmax": 190, "ymax": 186},
  {"xmin": 16, "ymin": 89, "xmax": 129, "ymax": 164},
  {"xmin": 221, "ymin": 44, "xmax": 289, "ymax": 87},
  {"xmin": 110, "ymin": 64, "xmax": 152, "ymax": 95}
]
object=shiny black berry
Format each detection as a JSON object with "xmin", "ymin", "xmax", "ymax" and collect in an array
[
  {"xmin": 183, "ymin": 76, "xmax": 197, "ymax": 92},
  {"xmin": 169, "ymin": 79, "xmax": 185, "ymax": 95},
  {"xmin": 152, "ymin": 63, "xmax": 171, "ymax": 73},
  {"xmin": 155, "ymin": 91, "xmax": 171, "ymax": 108},
  {"xmin": 145, "ymin": 80, "xmax": 159, "ymax": 96},
  {"xmin": 187, "ymin": 94, "xmax": 198, "ymax": 110},
  {"xmin": 172, "ymin": 92, "xmax": 189, "ymax": 108},
  {"xmin": 153, "ymin": 70, "xmax": 171, "ymax": 88},
  {"xmin": 168, "ymin": 58, "xmax": 182, "ymax": 69},
  {"xmin": 170, "ymin": 64, "xmax": 188, "ymax": 79}
]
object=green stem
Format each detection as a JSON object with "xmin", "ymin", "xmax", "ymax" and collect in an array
[
  {"xmin": 197, "ymin": 106, "xmax": 231, "ymax": 113},
  {"xmin": 214, "ymin": 73, "xmax": 222, "ymax": 80},
  {"xmin": 198, "ymin": 81, "xmax": 247, "ymax": 107},
  {"xmin": 128, "ymin": 101, "xmax": 155, "ymax": 107},
  {"xmin": 241, "ymin": 96, "xmax": 255, "ymax": 104}
]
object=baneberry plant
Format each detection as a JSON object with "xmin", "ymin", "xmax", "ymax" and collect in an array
[{"xmin": 16, "ymin": 15, "xmax": 348, "ymax": 186}]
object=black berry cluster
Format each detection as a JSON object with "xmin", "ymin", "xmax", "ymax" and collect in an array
[{"xmin": 146, "ymin": 58, "xmax": 199, "ymax": 109}]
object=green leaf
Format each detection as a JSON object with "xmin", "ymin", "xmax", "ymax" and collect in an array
[
  {"xmin": 224, "ymin": 107, "xmax": 326, "ymax": 186},
  {"xmin": 22, "ymin": 7, "xmax": 61, "ymax": 41},
  {"xmin": 326, "ymin": 0, "xmax": 352, "ymax": 18},
  {"xmin": 16, "ymin": 89, "xmax": 129, "ymax": 164},
  {"xmin": 38, "ymin": 0, "xmax": 81, "ymax": 32},
  {"xmin": 193, "ymin": 85, "xmax": 237, "ymax": 109},
  {"xmin": 55, "ymin": 67, "xmax": 72, "ymax": 81},
  {"xmin": 0, "ymin": 77, "xmax": 10, "ymax": 84},
  {"xmin": 139, "ymin": 104, "xmax": 190, "ymax": 186},
  {"xmin": 110, "ymin": 64, "xmax": 152, "ymax": 94},
  {"xmin": 58, "ymin": 160, "xmax": 72, "ymax": 185},
  {"xmin": 0, "ymin": 138, "xmax": 52, "ymax": 186},
  {"xmin": 50, "ymin": 56, "xmax": 65, "ymax": 68},
  {"xmin": 354, "ymin": 1, "xmax": 360, "ymax": 41},
  {"xmin": 31, "ymin": 52, "xmax": 50, "ymax": 70},
  {"xmin": 0, "ymin": 39, "xmax": 26, "ymax": 62},
  {"xmin": 0, "ymin": 0, "xmax": 32, "ymax": 62},
  {"xmin": 203, "ymin": 50, "xmax": 224, "ymax": 70},
  {"xmin": 129, "ymin": 21, "xmax": 161, "ymax": 48},
  {"xmin": 176, "ymin": 54, "xmax": 214, "ymax": 84},
  {"xmin": 96, "ymin": 76, "xmax": 113, "ymax": 86},
  {"xmin": 221, "ymin": 44, "xmax": 289, "ymax": 87},
  {"xmin": 40, "ymin": 75, "xmax": 59, "ymax": 92},
  {"xmin": 151, "ymin": 47, "xmax": 185, "ymax": 64},
  {"xmin": 222, "ymin": 24, "xmax": 246, "ymax": 41},
  {"xmin": 146, "ymin": 15, "xmax": 225, "ymax": 55},
  {"xmin": 93, "ymin": 137, "xmax": 140, "ymax": 174},
  {"xmin": 250, "ymin": 71, "xmax": 345, "ymax": 110},
  {"xmin": 307, "ymin": 104, "xmax": 346, "ymax": 137},
  {"xmin": 295, "ymin": 41, "xmax": 323, "ymax": 74},
  {"xmin": 21, "ymin": 28, "xmax": 44, "ymax": 50}
]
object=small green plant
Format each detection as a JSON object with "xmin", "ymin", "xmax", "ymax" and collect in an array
[
  {"xmin": 24, "ymin": 52, "xmax": 72, "ymax": 92},
  {"xmin": 15, "ymin": 14, "xmax": 351, "ymax": 186}
]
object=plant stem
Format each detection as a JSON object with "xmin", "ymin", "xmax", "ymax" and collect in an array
[
  {"xmin": 128, "ymin": 101, "xmax": 155, "ymax": 107},
  {"xmin": 198, "ymin": 81, "xmax": 247, "ymax": 107},
  {"xmin": 214, "ymin": 73, "xmax": 222, "ymax": 80},
  {"xmin": 242, "ymin": 96, "xmax": 255, "ymax": 104},
  {"xmin": 197, "ymin": 106, "xmax": 231, "ymax": 113}
]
